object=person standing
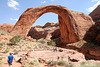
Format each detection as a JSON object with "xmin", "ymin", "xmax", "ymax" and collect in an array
[{"xmin": 7, "ymin": 53, "xmax": 14, "ymax": 67}]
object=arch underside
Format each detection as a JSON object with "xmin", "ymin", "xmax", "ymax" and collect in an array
[{"xmin": 10, "ymin": 5, "xmax": 79, "ymax": 43}]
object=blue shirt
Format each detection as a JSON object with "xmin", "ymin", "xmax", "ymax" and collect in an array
[{"xmin": 8, "ymin": 55, "xmax": 14, "ymax": 63}]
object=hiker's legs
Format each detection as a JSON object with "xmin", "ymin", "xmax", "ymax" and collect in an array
[{"xmin": 8, "ymin": 63, "xmax": 12, "ymax": 67}]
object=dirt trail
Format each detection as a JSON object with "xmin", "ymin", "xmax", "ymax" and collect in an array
[{"xmin": 3, "ymin": 60, "xmax": 21, "ymax": 67}]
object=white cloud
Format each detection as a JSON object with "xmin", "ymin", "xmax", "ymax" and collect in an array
[
  {"xmin": 7, "ymin": 0, "xmax": 19, "ymax": 10},
  {"xmin": 91, "ymin": 0, "xmax": 99, "ymax": 2},
  {"xmin": 87, "ymin": 1, "xmax": 100, "ymax": 12},
  {"xmin": 10, "ymin": 18, "xmax": 18, "ymax": 21},
  {"xmin": 41, "ymin": 1, "xmax": 46, "ymax": 4}
]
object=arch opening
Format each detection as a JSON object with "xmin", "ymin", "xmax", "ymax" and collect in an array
[
  {"xmin": 27, "ymin": 12, "xmax": 59, "ymax": 40},
  {"xmin": 10, "ymin": 5, "xmax": 79, "ymax": 44}
]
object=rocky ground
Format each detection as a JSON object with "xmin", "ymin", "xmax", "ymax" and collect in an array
[{"xmin": 0, "ymin": 35, "xmax": 100, "ymax": 67}]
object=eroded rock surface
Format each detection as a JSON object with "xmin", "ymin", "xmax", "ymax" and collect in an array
[
  {"xmin": 0, "ymin": 23, "xmax": 14, "ymax": 32},
  {"xmin": 71, "ymin": 11, "xmax": 94, "ymax": 40}
]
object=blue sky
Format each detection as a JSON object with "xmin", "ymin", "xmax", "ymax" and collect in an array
[{"xmin": 0, "ymin": 0, "xmax": 100, "ymax": 26}]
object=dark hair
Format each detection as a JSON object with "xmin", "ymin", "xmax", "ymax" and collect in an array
[{"xmin": 9, "ymin": 53, "xmax": 12, "ymax": 55}]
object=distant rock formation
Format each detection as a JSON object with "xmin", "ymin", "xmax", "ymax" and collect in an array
[
  {"xmin": 89, "ymin": 5, "xmax": 100, "ymax": 22},
  {"xmin": 27, "ymin": 22, "xmax": 60, "ymax": 40},
  {"xmin": 0, "ymin": 23, "xmax": 14, "ymax": 32}
]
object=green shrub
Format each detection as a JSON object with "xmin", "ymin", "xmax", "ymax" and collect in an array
[
  {"xmin": 37, "ymin": 38, "xmax": 46, "ymax": 44},
  {"xmin": 0, "ymin": 57, "xmax": 2, "ymax": 60},
  {"xmin": 9, "ymin": 35, "xmax": 21, "ymax": 44},
  {"xmin": 1, "ymin": 33, "xmax": 4, "ymax": 35},
  {"xmin": 75, "ymin": 62, "xmax": 100, "ymax": 67},
  {"xmin": 14, "ymin": 51, "xmax": 19, "ymax": 55},
  {"xmin": 0, "ymin": 42, "xmax": 5, "ymax": 46},
  {"xmin": 47, "ymin": 40, "xmax": 56, "ymax": 46},
  {"xmin": 0, "ymin": 60, "xmax": 3, "ymax": 67},
  {"xmin": 29, "ymin": 58, "xmax": 39, "ymax": 67},
  {"xmin": 58, "ymin": 60, "xmax": 67, "ymax": 66},
  {"xmin": 3, "ymin": 49, "xmax": 9, "ymax": 53},
  {"xmin": 27, "ymin": 46, "xmax": 31, "ymax": 49},
  {"xmin": 48, "ymin": 60, "xmax": 57, "ymax": 66}
]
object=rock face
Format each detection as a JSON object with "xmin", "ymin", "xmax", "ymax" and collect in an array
[
  {"xmin": 0, "ymin": 35, "xmax": 12, "ymax": 42},
  {"xmin": 0, "ymin": 24, "xmax": 2, "ymax": 29},
  {"xmin": 27, "ymin": 22, "xmax": 60, "ymax": 40},
  {"xmin": 0, "ymin": 23, "xmax": 14, "ymax": 32},
  {"xmin": 83, "ymin": 22, "xmax": 100, "ymax": 42},
  {"xmin": 71, "ymin": 11, "xmax": 94, "ymax": 40},
  {"xmin": 89, "ymin": 5, "xmax": 100, "ymax": 42},
  {"xmin": 10, "ymin": 5, "xmax": 80, "ymax": 43},
  {"xmin": 89, "ymin": 5, "xmax": 100, "ymax": 22}
]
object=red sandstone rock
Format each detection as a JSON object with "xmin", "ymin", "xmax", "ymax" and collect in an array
[
  {"xmin": 84, "ymin": 22, "xmax": 100, "ymax": 42},
  {"xmin": 89, "ymin": 48, "xmax": 100, "ymax": 57},
  {"xmin": 96, "ymin": 34, "xmax": 100, "ymax": 42},
  {"xmin": 10, "ymin": 5, "xmax": 80, "ymax": 43},
  {"xmin": 25, "ymin": 36, "xmax": 36, "ymax": 42},
  {"xmin": 0, "ymin": 35, "xmax": 12, "ymax": 42},
  {"xmin": 34, "ymin": 25, "xmax": 43, "ymax": 28},
  {"xmin": 71, "ymin": 11, "xmax": 94, "ymax": 40},
  {"xmin": 89, "ymin": 5, "xmax": 100, "ymax": 22},
  {"xmin": 0, "ymin": 23, "xmax": 14, "ymax": 32},
  {"xmin": 43, "ymin": 22, "xmax": 58, "ymax": 28},
  {"xmin": 27, "ymin": 22, "xmax": 59, "ymax": 40},
  {"xmin": 0, "ymin": 24, "xmax": 2, "ymax": 29}
]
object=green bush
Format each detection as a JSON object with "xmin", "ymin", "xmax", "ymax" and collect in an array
[
  {"xmin": 78, "ymin": 62, "xmax": 100, "ymax": 67},
  {"xmin": 0, "ymin": 42, "xmax": 5, "ymax": 46},
  {"xmin": 14, "ymin": 51, "xmax": 19, "ymax": 55},
  {"xmin": 27, "ymin": 46, "xmax": 31, "ymax": 49},
  {"xmin": 1, "ymin": 33, "xmax": 4, "ymax": 35},
  {"xmin": 9, "ymin": 35, "xmax": 21, "ymax": 44},
  {"xmin": 0, "ymin": 57, "xmax": 2, "ymax": 60},
  {"xmin": 48, "ymin": 60, "xmax": 57, "ymax": 66},
  {"xmin": 29, "ymin": 58, "xmax": 39, "ymax": 67},
  {"xmin": 37, "ymin": 38, "xmax": 46, "ymax": 44},
  {"xmin": 47, "ymin": 40, "xmax": 56, "ymax": 46},
  {"xmin": 58, "ymin": 60, "xmax": 67, "ymax": 66},
  {"xmin": 3, "ymin": 49, "xmax": 9, "ymax": 53},
  {"xmin": 0, "ymin": 60, "xmax": 3, "ymax": 67}
]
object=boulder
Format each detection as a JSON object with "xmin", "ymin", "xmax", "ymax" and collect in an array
[{"xmin": 0, "ymin": 23, "xmax": 14, "ymax": 32}]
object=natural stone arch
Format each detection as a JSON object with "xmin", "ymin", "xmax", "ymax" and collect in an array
[{"xmin": 10, "ymin": 5, "xmax": 79, "ymax": 43}]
